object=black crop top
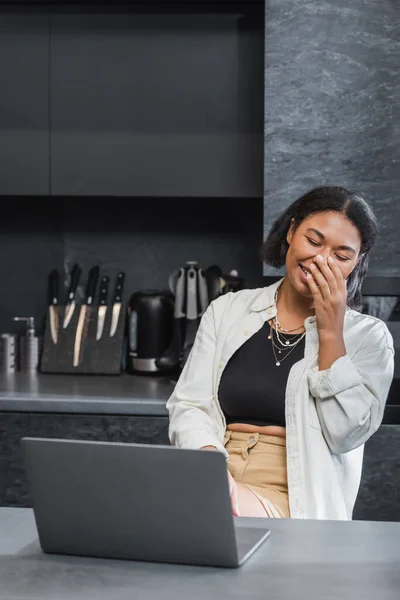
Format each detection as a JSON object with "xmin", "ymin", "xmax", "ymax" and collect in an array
[{"xmin": 218, "ymin": 322, "xmax": 305, "ymax": 428}]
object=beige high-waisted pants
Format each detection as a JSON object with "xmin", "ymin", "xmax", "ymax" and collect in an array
[{"xmin": 223, "ymin": 430, "xmax": 290, "ymax": 518}]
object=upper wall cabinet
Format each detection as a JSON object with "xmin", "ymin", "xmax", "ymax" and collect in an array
[
  {"xmin": 0, "ymin": 13, "xmax": 49, "ymax": 195},
  {"xmin": 50, "ymin": 12, "xmax": 264, "ymax": 197}
]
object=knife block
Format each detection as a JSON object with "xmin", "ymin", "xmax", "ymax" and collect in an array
[{"xmin": 40, "ymin": 304, "xmax": 126, "ymax": 375}]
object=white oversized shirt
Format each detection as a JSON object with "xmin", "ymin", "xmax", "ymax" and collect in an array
[{"xmin": 166, "ymin": 279, "xmax": 395, "ymax": 519}]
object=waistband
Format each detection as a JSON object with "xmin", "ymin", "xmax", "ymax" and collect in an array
[{"xmin": 224, "ymin": 430, "xmax": 286, "ymax": 447}]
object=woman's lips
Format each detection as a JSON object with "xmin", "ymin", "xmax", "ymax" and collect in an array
[{"xmin": 299, "ymin": 263, "xmax": 311, "ymax": 283}]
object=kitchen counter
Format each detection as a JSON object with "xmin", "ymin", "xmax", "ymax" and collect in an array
[
  {"xmin": 1, "ymin": 508, "xmax": 400, "ymax": 600},
  {"xmin": 0, "ymin": 373, "xmax": 174, "ymax": 416},
  {"xmin": 0, "ymin": 369, "xmax": 398, "ymax": 422}
]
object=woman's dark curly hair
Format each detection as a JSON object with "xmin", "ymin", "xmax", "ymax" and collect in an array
[{"xmin": 260, "ymin": 186, "xmax": 378, "ymax": 310}]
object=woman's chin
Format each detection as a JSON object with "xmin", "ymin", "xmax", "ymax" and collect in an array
[{"xmin": 297, "ymin": 284, "xmax": 313, "ymax": 299}]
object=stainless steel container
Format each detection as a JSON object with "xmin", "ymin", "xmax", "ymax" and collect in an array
[
  {"xmin": 14, "ymin": 317, "xmax": 40, "ymax": 372},
  {"xmin": 0, "ymin": 334, "xmax": 18, "ymax": 373}
]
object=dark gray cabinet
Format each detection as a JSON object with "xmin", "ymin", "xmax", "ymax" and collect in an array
[
  {"xmin": 0, "ymin": 412, "xmax": 169, "ymax": 507},
  {"xmin": 50, "ymin": 12, "xmax": 263, "ymax": 197},
  {"xmin": 0, "ymin": 13, "xmax": 49, "ymax": 195}
]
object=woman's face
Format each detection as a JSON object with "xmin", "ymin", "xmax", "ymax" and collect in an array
[{"xmin": 285, "ymin": 211, "xmax": 362, "ymax": 298}]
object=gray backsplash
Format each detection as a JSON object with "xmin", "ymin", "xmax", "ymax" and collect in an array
[
  {"xmin": 0, "ymin": 201, "xmax": 63, "ymax": 335},
  {"xmin": 263, "ymin": 0, "xmax": 400, "ymax": 277},
  {"xmin": 0, "ymin": 197, "xmax": 264, "ymax": 334}
]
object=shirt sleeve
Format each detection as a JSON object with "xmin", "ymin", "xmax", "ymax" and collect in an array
[
  {"xmin": 166, "ymin": 297, "xmax": 228, "ymax": 455},
  {"xmin": 308, "ymin": 320, "xmax": 395, "ymax": 454}
]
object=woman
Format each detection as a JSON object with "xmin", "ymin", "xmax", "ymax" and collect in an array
[{"xmin": 166, "ymin": 186, "xmax": 395, "ymax": 520}]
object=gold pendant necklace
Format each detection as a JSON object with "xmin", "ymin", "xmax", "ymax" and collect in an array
[{"xmin": 269, "ymin": 323, "xmax": 305, "ymax": 367}]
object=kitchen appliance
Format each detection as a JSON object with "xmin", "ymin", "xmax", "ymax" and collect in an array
[
  {"xmin": 205, "ymin": 264, "xmax": 246, "ymax": 296},
  {"xmin": 128, "ymin": 290, "xmax": 174, "ymax": 373},
  {"xmin": 155, "ymin": 261, "xmax": 246, "ymax": 373},
  {"xmin": 156, "ymin": 261, "xmax": 228, "ymax": 373}
]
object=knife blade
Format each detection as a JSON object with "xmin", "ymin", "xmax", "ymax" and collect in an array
[
  {"xmin": 48, "ymin": 269, "xmax": 59, "ymax": 344},
  {"xmin": 63, "ymin": 263, "xmax": 82, "ymax": 328},
  {"xmin": 96, "ymin": 275, "xmax": 109, "ymax": 341},
  {"xmin": 109, "ymin": 272, "xmax": 125, "ymax": 337},
  {"xmin": 73, "ymin": 266, "xmax": 100, "ymax": 367}
]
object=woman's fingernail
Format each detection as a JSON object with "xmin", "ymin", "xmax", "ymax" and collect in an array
[
  {"xmin": 316, "ymin": 255, "xmax": 323, "ymax": 262},
  {"xmin": 310, "ymin": 263, "xmax": 316, "ymax": 270},
  {"xmin": 328, "ymin": 256, "xmax": 334, "ymax": 263}
]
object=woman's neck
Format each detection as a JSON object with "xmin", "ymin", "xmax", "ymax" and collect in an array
[{"xmin": 276, "ymin": 278, "xmax": 315, "ymax": 323}]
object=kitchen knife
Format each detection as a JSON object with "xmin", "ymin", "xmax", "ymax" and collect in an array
[
  {"xmin": 109, "ymin": 272, "xmax": 125, "ymax": 337},
  {"xmin": 48, "ymin": 269, "xmax": 59, "ymax": 344},
  {"xmin": 63, "ymin": 263, "xmax": 82, "ymax": 328},
  {"xmin": 73, "ymin": 266, "xmax": 100, "ymax": 367},
  {"xmin": 96, "ymin": 275, "xmax": 109, "ymax": 341}
]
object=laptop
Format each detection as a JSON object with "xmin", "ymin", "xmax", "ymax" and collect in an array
[{"xmin": 21, "ymin": 437, "xmax": 270, "ymax": 568}]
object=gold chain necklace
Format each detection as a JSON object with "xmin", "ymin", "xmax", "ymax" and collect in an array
[
  {"xmin": 268, "ymin": 323, "xmax": 305, "ymax": 366},
  {"xmin": 274, "ymin": 287, "xmax": 305, "ymax": 334},
  {"xmin": 269, "ymin": 288, "xmax": 306, "ymax": 366}
]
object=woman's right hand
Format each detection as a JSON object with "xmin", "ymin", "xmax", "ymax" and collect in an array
[{"xmin": 201, "ymin": 445, "xmax": 240, "ymax": 517}]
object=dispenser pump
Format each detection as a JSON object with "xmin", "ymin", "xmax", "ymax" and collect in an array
[{"xmin": 14, "ymin": 317, "xmax": 36, "ymax": 336}]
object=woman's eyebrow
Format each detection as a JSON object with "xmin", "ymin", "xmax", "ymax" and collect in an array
[{"xmin": 306, "ymin": 228, "xmax": 356, "ymax": 254}]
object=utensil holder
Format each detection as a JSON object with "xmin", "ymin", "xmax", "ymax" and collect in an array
[{"xmin": 40, "ymin": 304, "xmax": 126, "ymax": 375}]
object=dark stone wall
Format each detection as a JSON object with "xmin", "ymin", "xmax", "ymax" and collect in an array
[{"xmin": 263, "ymin": 0, "xmax": 400, "ymax": 277}]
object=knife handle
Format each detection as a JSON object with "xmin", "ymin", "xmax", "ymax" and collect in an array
[
  {"xmin": 85, "ymin": 266, "xmax": 100, "ymax": 306},
  {"xmin": 98, "ymin": 276, "xmax": 109, "ymax": 306},
  {"xmin": 67, "ymin": 263, "xmax": 82, "ymax": 301},
  {"xmin": 48, "ymin": 270, "xmax": 59, "ymax": 306},
  {"xmin": 113, "ymin": 272, "xmax": 125, "ymax": 303}
]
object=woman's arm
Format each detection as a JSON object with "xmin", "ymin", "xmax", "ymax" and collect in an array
[
  {"xmin": 306, "ymin": 256, "xmax": 395, "ymax": 454},
  {"xmin": 166, "ymin": 296, "xmax": 228, "ymax": 454},
  {"xmin": 317, "ymin": 333, "xmax": 346, "ymax": 372},
  {"xmin": 309, "ymin": 322, "xmax": 394, "ymax": 454}
]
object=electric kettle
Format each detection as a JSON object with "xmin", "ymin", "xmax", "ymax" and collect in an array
[{"xmin": 127, "ymin": 290, "xmax": 174, "ymax": 373}]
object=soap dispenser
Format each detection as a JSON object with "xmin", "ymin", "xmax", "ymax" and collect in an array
[{"xmin": 13, "ymin": 317, "xmax": 40, "ymax": 372}]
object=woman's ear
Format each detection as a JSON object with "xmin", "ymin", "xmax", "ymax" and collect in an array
[{"xmin": 286, "ymin": 218, "xmax": 295, "ymax": 245}]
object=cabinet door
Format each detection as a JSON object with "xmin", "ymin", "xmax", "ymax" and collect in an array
[
  {"xmin": 0, "ymin": 13, "xmax": 49, "ymax": 195},
  {"xmin": 50, "ymin": 12, "xmax": 263, "ymax": 197},
  {"xmin": 0, "ymin": 412, "xmax": 169, "ymax": 507}
]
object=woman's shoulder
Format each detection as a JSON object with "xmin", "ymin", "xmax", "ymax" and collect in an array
[
  {"xmin": 345, "ymin": 308, "xmax": 394, "ymax": 352},
  {"xmin": 207, "ymin": 283, "xmax": 279, "ymax": 333},
  {"xmin": 209, "ymin": 286, "xmax": 271, "ymax": 315}
]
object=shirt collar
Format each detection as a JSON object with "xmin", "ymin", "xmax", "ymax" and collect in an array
[
  {"xmin": 249, "ymin": 277, "xmax": 284, "ymax": 315},
  {"xmin": 250, "ymin": 277, "xmax": 319, "ymax": 328}
]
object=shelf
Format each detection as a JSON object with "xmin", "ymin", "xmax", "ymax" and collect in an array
[{"xmin": 0, "ymin": 373, "xmax": 175, "ymax": 416}]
